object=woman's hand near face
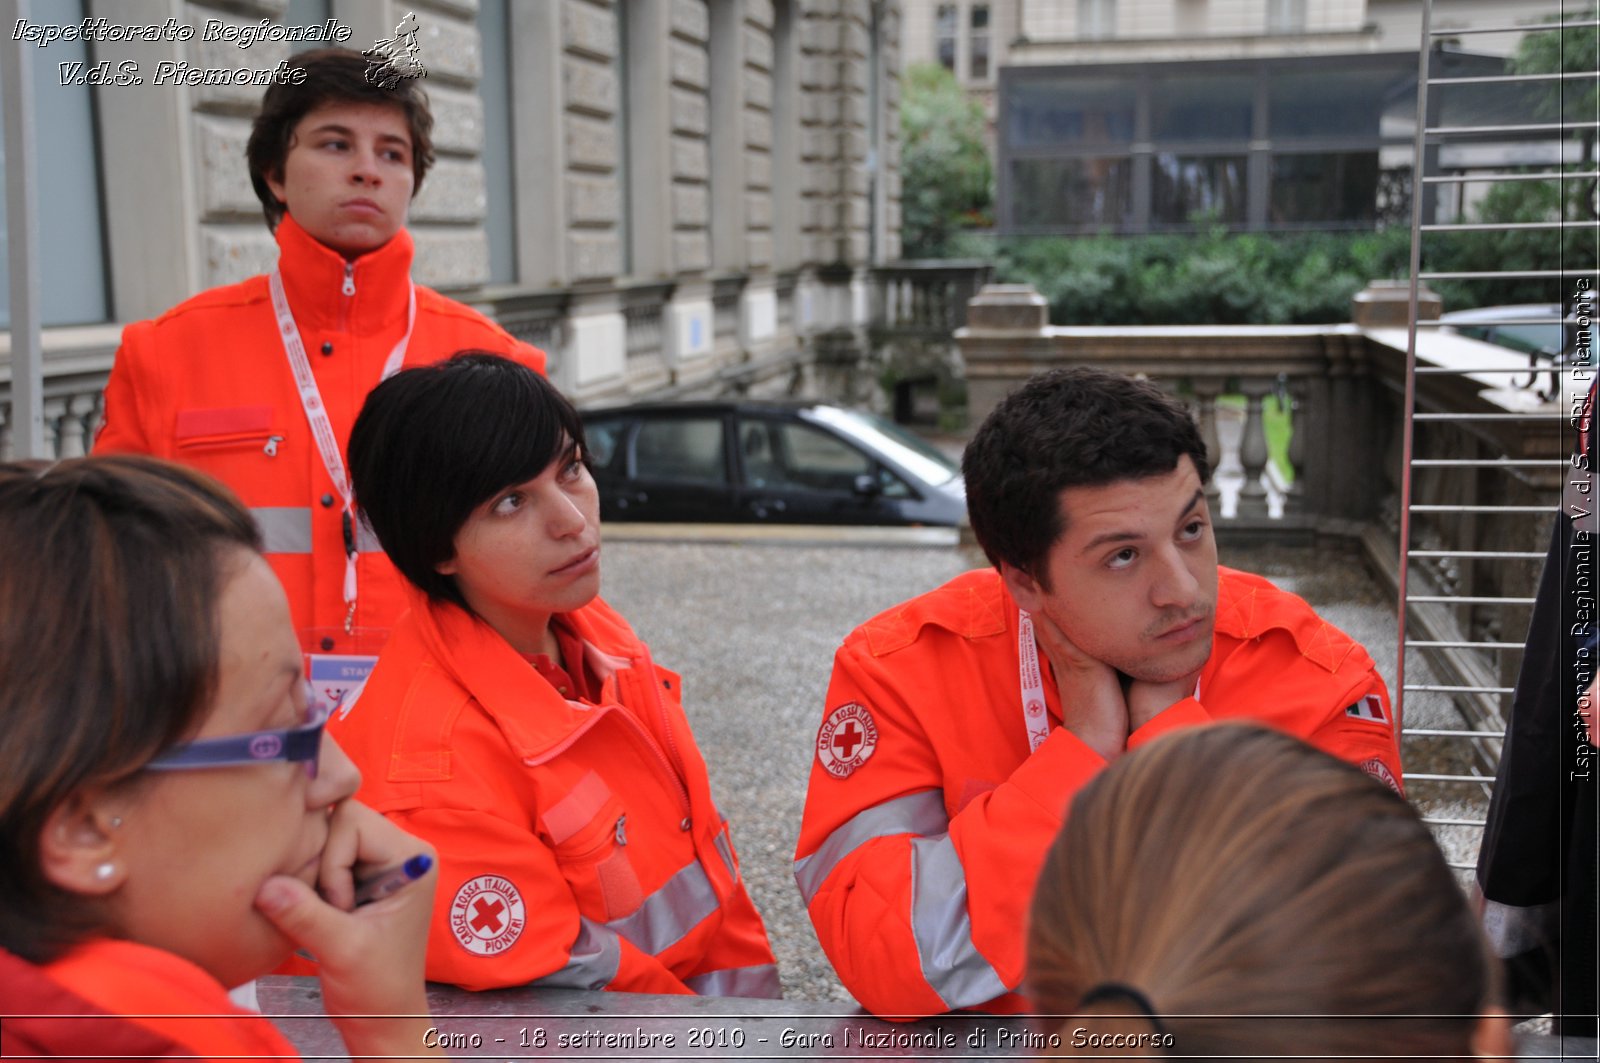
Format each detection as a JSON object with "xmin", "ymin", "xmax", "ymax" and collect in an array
[{"xmin": 253, "ymin": 798, "xmax": 441, "ymax": 1061}]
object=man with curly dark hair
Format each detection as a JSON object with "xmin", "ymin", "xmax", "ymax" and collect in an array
[{"xmin": 795, "ymin": 366, "xmax": 1401, "ymax": 1018}]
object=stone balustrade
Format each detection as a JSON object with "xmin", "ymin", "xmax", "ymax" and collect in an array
[
  {"xmin": 961, "ymin": 283, "xmax": 1383, "ymax": 533},
  {"xmin": 0, "ymin": 347, "xmax": 115, "ymax": 463},
  {"xmin": 871, "ymin": 259, "xmax": 994, "ymax": 336},
  {"xmin": 955, "ymin": 281, "xmax": 1568, "ymax": 770},
  {"xmin": 867, "ymin": 260, "xmax": 994, "ymax": 425}
]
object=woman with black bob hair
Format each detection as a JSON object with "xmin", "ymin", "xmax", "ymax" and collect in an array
[
  {"xmin": 0, "ymin": 456, "xmax": 438, "ymax": 1060},
  {"xmin": 339, "ymin": 352, "xmax": 778, "ymax": 997}
]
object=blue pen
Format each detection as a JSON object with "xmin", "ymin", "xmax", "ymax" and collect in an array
[{"xmin": 353, "ymin": 854, "xmax": 433, "ymax": 907}]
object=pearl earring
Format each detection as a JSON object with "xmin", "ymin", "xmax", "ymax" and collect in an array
[
  {"xmin": 95, "ymin": 862, "xmax": 116, "ymax": 881},
  {"xmin": 109, "ymin": 816, "xmax": 123, "ymax": 829}
]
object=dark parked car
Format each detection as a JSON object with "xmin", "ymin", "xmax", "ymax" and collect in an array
[{"xmin": 579, "ymin": 401, "xmax": 966, "ymax": 525}]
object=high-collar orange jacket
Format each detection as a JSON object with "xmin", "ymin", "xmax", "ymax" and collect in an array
[
  {"xmin": 330, "ymin": 587, "xmax": 781, "ymax": 998},
  {"xmin": 94, "ymin": 216, "xmax": 545, "ymax": 651},
  {"xmin": 795, "ymin": 566, "xmax": 1402, "ymax": 1018},
  {"xmin": 0, "ymin": 939, "xmax": 298, "ymax": 1061}
]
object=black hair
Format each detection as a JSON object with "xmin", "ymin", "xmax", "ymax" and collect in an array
[
  {"xmin": 348, "ymin": 352, "xmax": 587, "ymax": 608},
  {"xmin": 246, "ymin": 47, "xmax": 435, "ymax": 231},
  {"xmin": 962, "ymin": 367, "xmax": 1211, "ymax": 583}
]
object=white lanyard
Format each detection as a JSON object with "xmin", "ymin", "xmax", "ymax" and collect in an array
[
  {"xmin": 1018, "ymin": 607, "xmax": 1203, "ymax": 753},
  {"xmin": 1017, "ymin": 609, "xmax": 1051, "ymax": 752},
  {"xmin": 269, "ymin": 268, "xmax": 416, "ymax": 631}
]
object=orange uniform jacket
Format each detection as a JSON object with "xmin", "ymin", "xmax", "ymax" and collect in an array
[
  {"xmin": 93, "ymin": 215, "xmax": 546, "ymax": 649},
  {"xmin": 794, "ymin": 566, "xmax": 1401, "ymax": 1018},
  {"xmin": 330, "ymin": 588, "xmax": 780, "ymax": 997},
  {"xmin": 0, "ymin": 939, "xmax": 298, "ymax": 1060}
]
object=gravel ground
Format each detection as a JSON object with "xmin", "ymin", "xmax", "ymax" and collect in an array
[
  {"xmin": 599, "ymin": 535, "xmax": 1482, "ymax": 1004},
  {"xmin": 601, "ymin": 538, "xmax": 979, "ymax": 1003},
  {"xmin": 1225, "ymin": 542, "xmax": 1492, "ymax": 884}
]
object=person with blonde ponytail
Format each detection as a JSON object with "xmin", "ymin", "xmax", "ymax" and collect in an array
[{"xmin": 1027, "ymin": 723, "xmax": 1513, "ymax": 1060}]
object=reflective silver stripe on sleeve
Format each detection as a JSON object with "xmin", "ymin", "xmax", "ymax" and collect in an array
[
  {"xmin": 529, "ymin": 917, "xmax": 622, "ymax": 990},
  {"xmin": 606, "ymin": 857, "xmax": 720, "ymax": 956},
  {"xmin": 530, "ymin": 859, "xmax": 734, "ymax": 989},
  {"xmin": 793, "ymin": 789, "xmax": 949, "ymax": 903},
  {"xmin": 251, "ymin": 507, "xmax": 313, "ymax": 554},
  {"xmin": 685, "ymin": 963, "xmax": 783, "ymax": 999},
  {"xmin": 711, "ymin": 804, "xmax": 738, "ymax": 878},
  {"xmin": 909, "ymin": 833, "xmax": 1010, "ymax": 1010},
  {"xmin": 714, "ymin": 830, "xmax": 738, "ymax": 882}
]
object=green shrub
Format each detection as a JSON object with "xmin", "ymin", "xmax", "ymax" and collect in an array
[{"xmin": 960, "ymin": 229, "xmax": 1415, "ymax": 325}]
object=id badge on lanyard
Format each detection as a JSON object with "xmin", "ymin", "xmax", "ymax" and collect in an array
[
  {"xmin": 1017, "ymin": 610, "xmax": 1051, "ymax": 752},
  {"xmin": 269, "ymin": 268, "xmax": 414, "ymax": 635},
  {"xmin": 301, "ymin": 627, "xmax": 389, "ymax": 717},
  {"xmin": 1017, "ymin": 608, "xmax": 1201, "ymax": 753}
]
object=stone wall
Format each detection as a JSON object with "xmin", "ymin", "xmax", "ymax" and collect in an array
[{"xmin": 174, "ymin": 0, "xmax": 492, "ymax": 291}]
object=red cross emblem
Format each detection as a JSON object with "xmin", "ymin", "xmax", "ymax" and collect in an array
[
  {"xmin": 449, "ymin": 876, "xmax": 526, "ymax": 957},
  {"xmin": 817, "ymin": 702, "xmax": 879, "ymax": 779},
  {"xmin": 1360, "ymin": 757, "xmax": 1402, "ymax": 796},
  {"xmin": 470, "ymin": 897, "xmax": 505, "ymax": 934}
]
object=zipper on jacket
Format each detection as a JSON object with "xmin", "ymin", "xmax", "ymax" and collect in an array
[
  {"xmin": 176, "ymin": 431, "xmax": 277, "ymax": 453},
  {"xmin": 617, "ymin": 710, "xmax": 693, "ymax": 820},
  {"xmin": 614, "ymin": 814, "xmax": 628, "ymax": 846},
  {"xmin": 337, "ymin": 262, "xmax": 356, "ymax": 332},
  {"xmin": 602, "ymin": 648, "xmax": 696, "ymax": 820},
  {"xmin": 263, "ymin": 435, "xmax": 282, "ymax": 457},
  {"xmin": 642, "ymin": 657, "xmax": 692, "ymax": 818}
]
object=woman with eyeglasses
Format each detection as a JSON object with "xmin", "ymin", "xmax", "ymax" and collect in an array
[{"xmin": 0, "ymin": 455, "xmax": 440, "ymax": 1060}]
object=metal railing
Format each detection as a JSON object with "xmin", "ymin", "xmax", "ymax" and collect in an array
[{"xmin": 1399, "ymin": 1, "xmax": 1598, "ymax": 871}]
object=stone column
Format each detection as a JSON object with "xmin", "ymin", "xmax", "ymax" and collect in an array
[
  {"xmin": 958, "ymin": 283, "xmax": 1049, "ymax": 428},
  {"xmin": 1351, "ymin": 279, "xmax": 1442, "ymax": 328}
]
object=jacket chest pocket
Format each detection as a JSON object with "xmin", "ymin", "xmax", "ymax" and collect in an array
[
  {"xmin": 174, "ymin": 406, "xmax": 284, "ymax": 459},
  {"xmin": 541, "ymin": 772, "xmax": 643, "ymax": 922}
]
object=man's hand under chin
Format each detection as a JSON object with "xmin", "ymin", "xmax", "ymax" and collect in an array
[
  {"xmin": 1125, "ymin": 670, "xmax": 1204, "ymax": 733},
  {"xmin": 1032, "ymin": 611, "xmax": 1129, "ymax": 761}
]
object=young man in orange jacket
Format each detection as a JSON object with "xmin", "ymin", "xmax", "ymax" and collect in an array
[
  {"xmin": 794, "ymin": 367, "xmax": 1402, "ymax": 1019},
  {"xmin": 94, "ymin": 48, "xmax": 544, "ymax": 658}
]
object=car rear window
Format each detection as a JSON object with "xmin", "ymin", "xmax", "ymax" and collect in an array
[
  {"xmin": 635, "ymin": 417, "xmax": 728, "ymax": 484},
  {"xmin": 585, "ymin": 419, "xmax": 626, "ymax": 468}
]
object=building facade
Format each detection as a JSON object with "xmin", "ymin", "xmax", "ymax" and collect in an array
[
  {"xmin": 897, "ymin": 0, "xmax": 1570, "ymax": 235},
  {"xmin": 901, "ymin": 0, "xmax": 1567, "ymax": 67},
  {"xmin": 0, "ymin": 0, "xmax": 905, "ymax": 434}
]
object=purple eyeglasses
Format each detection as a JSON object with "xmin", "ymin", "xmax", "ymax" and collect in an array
[{"xmin": 145, "ymin": 684, "xmax": 333, "ymax": 778}]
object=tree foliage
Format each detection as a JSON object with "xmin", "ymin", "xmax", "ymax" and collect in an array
[
  {"xmin": 899, "ymin": 63, "xmax": 992, "ymax": 259},
  {"xmin": 1510, "ymin": 5, "xmax": 1599, "ymax": 134},
  {"xmin": 955, "ymin": 229, "xmax": 1413, "ymax": 325},
  {"xmin": 1421, "ymin": 8, "xmax": 1599, "ymax": 307}
]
